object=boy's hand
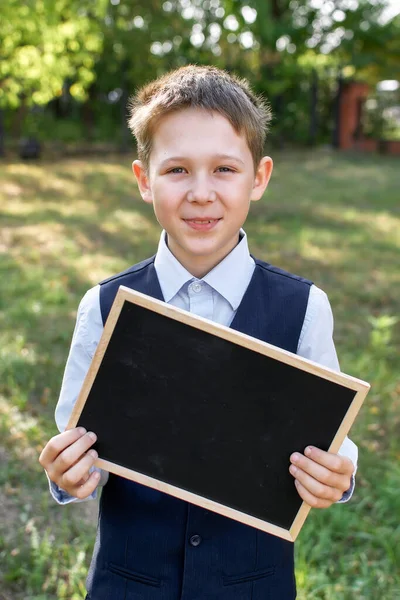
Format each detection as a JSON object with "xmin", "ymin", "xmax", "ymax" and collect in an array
[
  {"xmin": 39, "ymin": 427, "xmax": 100, "ymax": 499},
  {"xmin": 289, "ymin": 446, "xmax": 354, "ymax": 509}
]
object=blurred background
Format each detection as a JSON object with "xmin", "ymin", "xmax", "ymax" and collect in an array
[
  {"xmin": 0, "ymin": 1, "xmax": 399, "ymax": 599},
  {"xmin": 0, "ymin": 0, "xmax": 399, "ymax": 154}
]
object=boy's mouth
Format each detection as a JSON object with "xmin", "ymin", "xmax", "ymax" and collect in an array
[
  {"xmin": 183, "ymin": 218, "xmax": 221, "ymax": 231},
  {"xmin": 187, "ymin": 219, "xmax": 219, "ymax": 223}
]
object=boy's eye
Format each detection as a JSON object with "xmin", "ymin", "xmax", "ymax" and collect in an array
[
  {"xmin": 168, "ymin": 167, "xmax": 186, "ymax": 174},
  {"xmin": 217, "ymin": 166, "xmax": 235, "ymax": 173}
]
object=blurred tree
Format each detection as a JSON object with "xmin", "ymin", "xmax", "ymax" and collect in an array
[
  {"xmin": 216, "ymin": 0, "xmax": 400, "ymax": 143},
  {"xmin": 0, "ymin": 0, "xmax": 398, "ymax": 148},
  {"xmin": 0, "ymin": 0, "xmax": 108, "ymax": 109},
  {"xmin": 0, "ymin": 0, "xmax": 107, "ymax": 145},
  {"xmin": 336, "ymin": 8, "xmax": 400, "ymax": 84}
]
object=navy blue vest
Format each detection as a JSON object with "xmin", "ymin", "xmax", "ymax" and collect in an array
[{"xmin": 86, "ymin": 256, "xmax": 312, "ymax": 600}]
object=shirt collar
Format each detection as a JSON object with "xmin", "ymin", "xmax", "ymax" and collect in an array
[
  {"xmin": 154, "ymin": 232, "xmax": 194, "ymax": 302},
  {"xmin": 202, "ymin": 232, "xmax": 254, "ymax": 310},
  {"xmin": 154, "ymin": 230, "xmax": 255, "ymax": 310}
]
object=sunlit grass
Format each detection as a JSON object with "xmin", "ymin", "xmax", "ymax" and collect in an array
[{"xmin": 1, "ymin": 149, "xmax": 399, "ymax": 599}]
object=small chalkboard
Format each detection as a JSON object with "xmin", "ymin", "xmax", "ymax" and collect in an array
[{"xmin": 67, "ymin": 286, "xmax": 369, "ymax": 541}]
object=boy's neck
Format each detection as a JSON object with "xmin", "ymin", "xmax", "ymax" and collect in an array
[{"xmin": 166, "ymin": 234, "xmax": 242, "ymax": 279}]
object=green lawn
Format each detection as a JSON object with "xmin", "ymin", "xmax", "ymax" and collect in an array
[{"xmin": 1, "ymin": 149, "xmax": 399, "ymax": 599}]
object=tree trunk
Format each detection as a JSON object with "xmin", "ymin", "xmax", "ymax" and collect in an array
[
  {"xmin": 119, "ymin": 59, "xmax": 131, "ymax": 153},
  {"xmin": 332, "ymin": 74, "xmax": 343, "ymax": 148},
  {"xmin": 120, "ymin": 86, "xmax": 130, "ymax": 153},
  {"xmin": 12, "ymin": 100, "xmax": 27, "ymax": 138},
  {"xmin": 82, "ymin": 84, "xmax": 96, "ymax": 142},
  {"xmin": 309, "ymin": 70, "xmax": 318, "ymax": 145},
  {"xmin": 274, "ymin": 93, "xmax": 285, "ymax": 149}
]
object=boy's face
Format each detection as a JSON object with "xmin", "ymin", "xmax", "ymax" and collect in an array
[{"xmin": 133, "ymin": 108, "xmax": 272, "ymax": 278}]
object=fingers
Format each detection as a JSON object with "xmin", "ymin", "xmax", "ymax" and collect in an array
[
  {"xmin": 293, "ymin": 480, "xmax": 333, "ymax": 509},
  {"xmin": 65, "ymin": 471, "xmax": 100, "ymax": 500},
  {"xmin": 52, "ymin": 430, "xmax": 97, "ymax": 475},
  {"xmin": 290, "ymin": 449, "xmax": 352, "ymax": 489},
  {"xmin": 299, "ymin": 446, "xmax": 354, "ymax": 476},
  {"xmin": 289, "ymin": 446, "xmax": 354, "ymax": 509},
  {"xmin": 39, "ymin": 428, "xmax": 100, "ymax": 499},
  {"xmin": 289, "ymin": 462, "xmax": 344, "ymax": 506},
  {"xmin": 39, "ymin": 427, "xmax": 88, "ymax": 467},
  {"xmin": 63, "ymin": 462, "xmax": 101, "ymax": 500},
  {"xmin": 59, "ymin": 448, "xmax": 98, "ymax": 489}
]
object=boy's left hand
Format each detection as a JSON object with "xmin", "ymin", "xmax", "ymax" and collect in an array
[{"xmin": 289, "ymin": 446, "xmax": 354, "ymax": 508}]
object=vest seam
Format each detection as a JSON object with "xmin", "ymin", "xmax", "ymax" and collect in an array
[
  {"xmin": 99, "ymin": 257, "xmax": 155, "ymax": 286},
  {"xmin": 254, "ymin": 259, "xmax": 312, "ymax": 286}
]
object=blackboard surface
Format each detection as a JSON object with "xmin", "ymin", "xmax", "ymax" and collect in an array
[{"xmin": 70, "ymin": 287, "xmax": 369, "ymax": 540}]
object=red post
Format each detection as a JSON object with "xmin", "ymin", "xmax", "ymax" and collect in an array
[{"xmin": 338, "ymin": 81, "xmax": 370, "ymax": 150}]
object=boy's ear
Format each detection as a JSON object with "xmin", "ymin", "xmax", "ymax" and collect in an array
[
  {"xmin": 132, "ymin": 160, "xmax": 153, "ymax": 204},
  {"xmin": 250, "ymin": 156, "xmax": 273, "ymax": 202}
]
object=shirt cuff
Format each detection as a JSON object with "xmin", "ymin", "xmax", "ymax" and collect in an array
[
  {"xmin": 337, "ymin": 472, "xmax": 356, "ymax": 503},
  {"xmin": 45, "ymin": 467, "xmax": 107, "ymax": 504},
  {"xmin": 336, "ymin": 436, "xmax": 358, "ymax": 503}
]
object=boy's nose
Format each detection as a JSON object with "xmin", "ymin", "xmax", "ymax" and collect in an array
[
  {"xmin": 187, "ymin": 176, "xmax": 216, "ymax": 203},
  {"xmin": 187, "ymin": 189, "xmax": 217, "ymax": 203}
]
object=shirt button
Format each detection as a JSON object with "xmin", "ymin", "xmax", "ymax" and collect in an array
[
  {"xmin": 190, "ymin": 282, "xmax": 202, "ymax": 293},
  {"xmin": 189, "ymin": 534, "xmax": 202, "ymax": 547}
]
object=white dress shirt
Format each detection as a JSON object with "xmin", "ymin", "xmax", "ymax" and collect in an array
[{"xmin": 50, "ymin": 229, "xmax": 357, "ymax": 503}]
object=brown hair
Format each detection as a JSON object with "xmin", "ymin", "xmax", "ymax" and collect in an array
[{"xmin": 127, "ymin": 65, "xmax": 272, "ymax": 172}]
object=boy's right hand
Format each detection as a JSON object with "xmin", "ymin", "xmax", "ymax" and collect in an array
[{"xmin": 39, "ymin": 427, "xmax": 100, "ymax": 499}]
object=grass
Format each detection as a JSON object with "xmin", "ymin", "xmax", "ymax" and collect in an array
[{"xmin": 0, "ymin": 148, "xmax": 399, "ymax": 599}]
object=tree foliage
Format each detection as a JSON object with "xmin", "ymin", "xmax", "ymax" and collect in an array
[
  {"xmin": 0, "ymin": 0, "xmax": 398, "ymax": 143},
  {"xmin": 0, "ymin": 0, "xmax": 107, "ymax": 107}
]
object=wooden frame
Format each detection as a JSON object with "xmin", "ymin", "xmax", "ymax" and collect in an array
[{"xmin": 67, "ymin": 285, "xmax": 370, "ymax": 542}]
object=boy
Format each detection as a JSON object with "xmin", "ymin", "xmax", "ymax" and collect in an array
[{"xmin": 39, "ymin": 65, "xmax": 357, "ymax": 599}]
